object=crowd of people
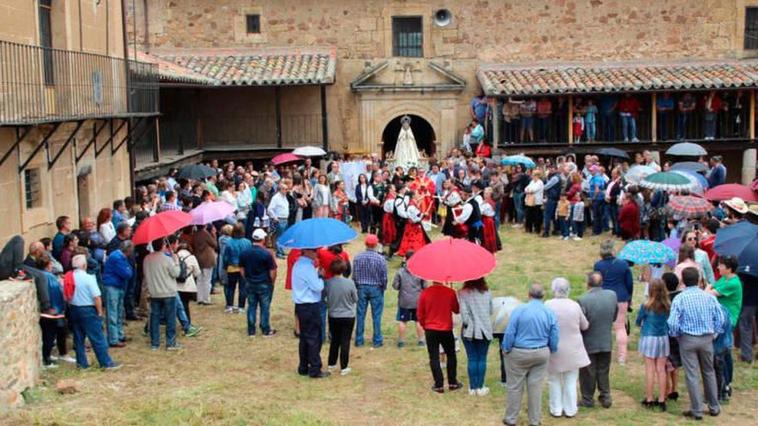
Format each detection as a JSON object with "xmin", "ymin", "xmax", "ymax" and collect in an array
[{"xmin": 1, "ymin": 144, "xmax": 756, "ymax": 425}]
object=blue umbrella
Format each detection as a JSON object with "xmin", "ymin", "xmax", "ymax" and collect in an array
[
  {"xmin": 618, "ymin": 240, "xmax": 676, "ymax": 265},
  {"xmin": 501, "ymin": 155, "xmax": 536, "ymax": 169},
  {"xmin": 714, "ymin": 221, "xmax": 758, "ymax": 277},
  {"xmin": 277, "ymin": 218, "xmax": 358, "ymax": 249},
  {"xmin": 672, "ymin": 170, "xmax": 708, "ymax": 190}
]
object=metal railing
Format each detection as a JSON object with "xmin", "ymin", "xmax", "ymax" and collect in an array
[{"xmin": 0, "ymin": 40, "xmax": 159, "ymax": 125}]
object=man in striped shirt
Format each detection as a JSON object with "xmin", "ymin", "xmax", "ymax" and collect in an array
[
  {"xmin": 667, "ymin": 267, "xmax": 724, "ymax": 420},
  {"xmin": 353, "ymin": 235, "xmax": 388, "ymax": 348}
]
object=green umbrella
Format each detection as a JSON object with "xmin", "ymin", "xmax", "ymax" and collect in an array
[{"xmin": 640, "ymin": 172, "xmax": 695, "ymax": 192}]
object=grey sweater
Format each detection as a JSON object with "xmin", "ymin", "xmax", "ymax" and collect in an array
[
  {"xmin": 325, "ymin": 277, "xmax": 358, "ymax": 318},
  {"xmin": 578, "ymin": 287, "xmax": 619, "ymax": 354},
  {"xmin": 143, "ymin": 252, "xmax": 180, "ymax": 299},
  {"xmin": 392, "ymin": 266, "xmax": 426, "ymax": 309}
]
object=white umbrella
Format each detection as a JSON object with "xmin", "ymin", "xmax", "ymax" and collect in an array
[
  {"xmin": 293, "ymin": 146, "xmax": 326, "ymax": 157},
  {"xmin": 624, "ymin": 165, "xmax": 657, "ymax": 184}
]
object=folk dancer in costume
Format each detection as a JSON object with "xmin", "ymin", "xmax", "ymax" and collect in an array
[
  {"xmin": 388, "ymin": 185, "xmax": 409, "ymax": 257},
  {"xmin": 396, "ymin": 191, "xmax": 431, "ymax": 257},
  {"xmin": 454, "ymin": 185, "xmax": 484, "ymax": 244},
  {"xmin": 408, "ymin": 168, "xmax": 436, "ymax": 222},
  {"xmin": 442, "ymin": 182, "xmax": 468, "ymax": 239},
  {"xmin": 481, "ymin": 187, "xmax": 502, "ymax": 253},
  {"xmin": 381, "ymin": 185, "xmax": 398, "ymax": 249},
  {"xmin": 368, "ymin": 171, "xmax": 387, "ymax": 235}
]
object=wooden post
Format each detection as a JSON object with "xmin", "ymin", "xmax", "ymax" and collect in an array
[
  {"xmin": 567, "ymin": 96, "xmax": 574, "ymax": 145},
  {"xmin": 651, "ymin": 93, "xmax": 657, "ymax": 143},
  {"xmin": 153, "ymin": 117, "xmax": 161, "ymax": 162},
  {"xmin": 275, "ymin": 86, "xmax": 282, "ymax": 148},
  {"xmin": 320, "ymin": 85, "xmax": 328, "ymax": 151},
  {"xmin": 492, "ymin": 98, "xmax": 500, "ymax": 151},
  {"xmin": 750, "ymin": 89, "xmax": 756, "ymax": 140}
]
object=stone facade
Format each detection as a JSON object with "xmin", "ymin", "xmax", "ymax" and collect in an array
[
  {"xmin": 0, "ymin": 280, "xmax": 40, "ymax": 410},
  {"xmin": 128, "ymin": 0, "xmax": 758, "ymax": 156}
]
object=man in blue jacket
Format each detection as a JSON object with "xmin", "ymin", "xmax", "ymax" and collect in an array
[
  {"xmin": 102, "ymin": 241, "xmax": 135, "ymax": 348},
  {"xmin": 593, "ymin": 240, "xmax": 633, "ymax": 365}
]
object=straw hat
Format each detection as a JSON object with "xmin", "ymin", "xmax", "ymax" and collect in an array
[{"xmin": 723, "ymin": 197, "xmax": 748, "ymax": 214}]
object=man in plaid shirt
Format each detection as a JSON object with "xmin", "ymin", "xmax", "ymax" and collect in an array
[
  {"xmin": 353, "ymin": 234, "xmax": 388, "ymax": 348},
  {"xmin": 668, "ymin": 267, "xmax": 725, "ymax": 420},
  {"xmin": 160, "ymin": 191, "xmax": 182, "ymax": 212}
]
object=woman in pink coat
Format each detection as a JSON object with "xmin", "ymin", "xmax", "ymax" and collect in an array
[{"xmin": 545, "ymin": 277, "xmax": 590, "ymax": 418}]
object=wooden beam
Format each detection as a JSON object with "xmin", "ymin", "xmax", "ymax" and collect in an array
[
  {"xmin": 567, "ymin": 96, "xmax": 574, "ymax": 145},
  {"xmin": 275, "ymin": 86, "xmax": 282, "ymax": 148},
  {"xmin": 651, "ymin": 93, "xmax": 658, "ymax": 143}
]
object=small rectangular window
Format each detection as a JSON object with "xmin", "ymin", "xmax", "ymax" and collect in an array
[
  {"xmin": 745, "ymin": 7, "xmax": 758, "ymax": 49},
  {"xmin": 392, "ymin": 16, "xmax": 423, "ymax": 58},
  {"xmin": 246, "ymin": 14, "xmax": 260, "ymax": 34},
  {"xmin": 24, "ymin": 168, "xmax": 42, "ymax": 209}
]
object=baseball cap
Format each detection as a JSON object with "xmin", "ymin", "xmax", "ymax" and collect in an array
[
  {"xmin": 252, "ymin": 228, "xmax": 268, "ymax": 241},
  {"xmin": 365, "ymin": 234, "xmax": 379, "ymax": 247}
]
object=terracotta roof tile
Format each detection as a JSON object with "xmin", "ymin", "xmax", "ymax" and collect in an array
[
  {"xmin": 139, "ymin": 48, "xmax": 336, "ymax": 86},
  {"xmin": 478, "ymin": 61, "xmax": 758, "ymax": 96}
]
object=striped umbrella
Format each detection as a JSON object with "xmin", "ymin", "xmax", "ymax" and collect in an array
[
  {"xmin": 618, "ymin": 240, "xmax": 676, "ymax": 265},
  {"xmin": 667, "ymin": 195, "xmax": 714, "ymax": 218},
  {"xmin": 640, "ymin": 172, "xmax": 694, "ymax": 192}
]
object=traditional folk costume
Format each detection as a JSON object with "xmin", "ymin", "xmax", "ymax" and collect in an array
[
  {"xmin": 454, "ymin": 191, "xmax": 484, "ymax": 244},
  {"xmin": 408, "ymin": 174, "xmax": 436, "ymax": 222},
  {"xmin": 396, "ymin": 198, "xmax": 431, "ymax": 257},
  {"xmin": 388, "ymin": 194, "xmax": 408, "ymax": 256},
  {"xmin": 442, "ymin": 189, "xmax": 468, "ymax": 239},
  {"xmin": 481, "ymin": 199, "xmax": 502, "ymax": 253},
  {"xmin": 368, "ymin": 181, "xmax": 387, "ymax": 235},
  {"xmin": 381, "ymin": 193, "xmax": 397, "ymax": 246}
]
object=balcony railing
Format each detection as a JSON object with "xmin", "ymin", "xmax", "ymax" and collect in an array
[{"xmin": 0, "ymin": 40, "xmax": 159, "ymax": 125}]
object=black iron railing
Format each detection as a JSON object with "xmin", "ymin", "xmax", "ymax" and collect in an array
[{"xmin": 0, "ymin": 40, "xmax": 158, "ymax": 125}]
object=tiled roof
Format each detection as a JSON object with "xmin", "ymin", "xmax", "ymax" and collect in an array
[
  {"xmin": 478, "ymin": 61, "xmax": 758, "ymax": 96},
  {"xmin": 131, "ymin": 50, "xmax": 216, "ymax": 85},
  {"xmin": 141, "ymin": 48, "xmax": 336, "ymax": 86}
]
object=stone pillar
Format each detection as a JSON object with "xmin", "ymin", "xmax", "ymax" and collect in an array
[
  {"xmin": 651, "ymin": 93, "xmax": 658, "ymax": 142},
  {"xmin": 567, "ymin": 96, "xmax": 574, "ymax": 145},
  {"xmin": 743, "ymin": 148, "xmax": 757, "ymax": 185},
  {"xmin": 750, "ymin": 90, "xmax": 756, "ymax": 140},
  {"xmin": 0, "ymin": 280, "xmax": 40, "ymax": 409}
]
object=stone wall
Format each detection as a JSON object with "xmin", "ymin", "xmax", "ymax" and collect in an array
[{"xmin": 0, "ymin": 280, "xmax": 40, "ymax": 410}]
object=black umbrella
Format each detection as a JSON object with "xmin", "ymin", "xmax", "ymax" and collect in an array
[
  {"xmin": 597, "ymin": 147, "xmax": 630, "ymax": 159},
  {"xmin": 177, "ymin": 164, "xmax": 218, "ymax": 180},
  {"xmin": 671, "ymin": 161, "xmax": 708, "ymax": 173}
]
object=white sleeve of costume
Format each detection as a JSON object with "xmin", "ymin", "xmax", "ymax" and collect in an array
[
  {"xmin": 406, "ymin": 205, "xmax": 423, "ymax": 223},
  {"xmin": 395, "ymin": 198, "xmax": 408, "ymax": 218},
  {"xmin": 444, "ymin": 191, "xmax": 461, "ymax": 207},
  {"xmin": 367, "ymin": 186, "xmax": 378, "ymax": 203},
  {"xmin": 481, "ymin": 202, "xmax": 495, "ymax": 217},
  {"xmin": 454, "ymin": 203, "xmax": 473, "ymax": 224},
  {"xmin": 383, "ymin": 198, "xmax": 394, "ymax": 213}
]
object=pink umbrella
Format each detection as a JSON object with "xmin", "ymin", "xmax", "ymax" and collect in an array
[
  {"xmin": 190, "ymin": 201, "xmax": 236, "ymax": 225},
  {"xmin": 663, "ymin": 236, "xmax": 681, "ymax": 268},
  {"xmin": 704, "ymin": 183, "xmax": 758, "ymax": 202},
  {"xmin": 271, "ymin": 153, "xmax": 302, "ymax": 166}
]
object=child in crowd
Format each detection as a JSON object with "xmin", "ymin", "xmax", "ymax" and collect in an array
[
  {"xmin": 713, "ymin": 304, "xmax": 734, "ymax": 402},
  {"xmin": 662, "ymin": 272, "xmax": 682, "ymax": 401},
  {"xmin": 572, "ymin": 196, "xmax": 586, "ymax": 241},
  {"xmin": 572, "ymin": 113, "xmax": 585, "ymax": 143},
  {"xmin": 635, "ymin": 279, "xmax": 671, "ymax": 411},
  {"xmin": 392, "ymin": 251, "xmax": 427, "ymax": 348},
  {"xmin": 556, "ymin": 193, "xmax": 571, "ymax": 240}
]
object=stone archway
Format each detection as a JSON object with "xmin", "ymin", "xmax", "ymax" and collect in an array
[{"xmin": 381, "ymin": 114, "xmax": 436, "ymax": 158}]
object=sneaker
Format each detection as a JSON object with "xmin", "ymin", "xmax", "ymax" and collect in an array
[
  {"xmin": 49, "ymin": 355, "xmax": 59, "ymax": 361},
  {"xmin": 340, "ymin": 367, "xmax": 351, "ymax": 376},
  {"xmin": 417, "ymin": 340, "xmax": 426, "ymax": 347},
  {"xmin": 263, "ymin": 330, "xmax": 277, "ymax": 337},
  {"xmin": 248, "ymin": 334, "xmax": 256, "ymax": 338},
  {"xmin": 397, "ymin": 341, "xmax": 405, "ymax": 348},
  {"xmin": 573, "ymin": 236, "xmax": 583, "ymax": 241},
  {"xmin": 104, "ymin": 363, "xmax": 123, "ymax": 371},
  {"xmin": 185, "ymin": 326, "xmax": 201, "ymax": 337},
  {"xmin": 43, "ymin": 362, "xmax": 58, "ymax": 369},
  {"xmin": 632, "ymin": 137, "xmax": 639, "ymax": 142},
  {"xmin": 59, "ymin": 355, "xmax": 76, "ymax": 364},
  {"xmin": 477, "ymin": 387, "xmax": 490, "ymax": 396},
  {"xmin": 224, "ymin": 307, "xmax": 234, "ymax": 314},
  {"xmin": 327, "ymin": 365, "xmax": 337, "ymax": 372},
  {"xmin": 468, "ymin": 389, "xmax": 477, "ymax": 396},
  {"xmin": 563, "ymin": 236, "xmax": 569, "ymax": 240},
  {"xmin": 166, "ymin": 344, "xmax": 183, "ymax": 351},
  {"xmin": 233, "ymin": 307, "xmax": 240, "ymax": 314},
  {"xmin": 150, "ymin": 346, "xmax": 160, "ymax": 351},
  {"xmin": 310, "ymin": 371, "xmax": 331, "ymax": 379}
]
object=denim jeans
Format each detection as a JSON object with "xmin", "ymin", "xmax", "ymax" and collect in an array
[
  {"xmin": 573, "ymin": 220, "xmax": 585, "ymax": 238},
  {"xmin": 224, "ymin": 272, "xmax": 246, "ymax": 309},
  {"xmin": 538, "ymin": 116, "xmax": 550, "ymax": 141},
  {"xmin": 274, "ymin": 221, "xmax": 288, "ymax": 257},
  {"xmin": 355, "ymin": 285, "xmax": 384, "ymax": 346},
  {"xmin": 463, "ymin": 338, "xmax": 490, "ymax": 390},
  {"xmin": 559, "ymin": 217, "xmax": 570, "ymax": 237},
  {"xmin": 602, "ymin": 113, "xmax": 615, "ymax": 141},
  {"xmin": 543, "ymin": 199, "xmax": 557, "ymax": 235},
  {"xmin": 149, "ymin": 297, "xmax": 177, "ymax": 348},
  {"xmin": 104, "ymin": 285, "xmax": 125, "ymax": 345},
  {"xmin": 620, "ymin": 114, "xmax": 636, "ymax": 141},
  {"xmin": 704, "ymin": 112, "xmax": 717, "ymax": 138},
  {"xmin": 677, "ymin": 112, "xmax": 691, "ymax": 139},
  {"xmin": 657, "ymin": 111, "xmax": 669, "ymax": 140},
  {"xmin": 495, "ymin": 200, "xmax": 502, "ymax": 228},
  {"xmin": 175, "ymin": 294, "xmax": 190, "ymax": 332},
  {"xmin": 591, "ymin": 199, "xmax": 605, "ymax": 235},
  {"xmin": 320, "ymin": 298, "xmax": 329, "ymax": 343},
  {"xmin": 125, "ymin": 275, "xmax": 136, "ymax": 317},
  {"xmin": 246, "ymin": 283, "xmax": 273, "ymax": 335},
  {"xmin": 608, "ymin": 203, "xmax": 620, "ymax": 236},
  {"xmin": 513, "ymin": 192, "xmax": 525, "ymax": 223},
  {"xmin": 69, "ymin": 305, "xmax": 113, "ymax": 368},
  {"xmin": 585, "ymin": 121, "xmax": 596, "ymax": 140}
]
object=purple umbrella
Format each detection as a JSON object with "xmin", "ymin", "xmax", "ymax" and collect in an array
[
  {"xmin": 663, "ymin": 236, "xmax": 681, "ymax": 268},
  {"xmin": 190, "ymin": 201, "xmax": 236, "ymax": 225}
]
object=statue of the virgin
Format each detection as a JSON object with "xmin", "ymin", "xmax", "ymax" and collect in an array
[{"xmin": 393, "ymin": 115, "xmax": 421, "ymax": 169}]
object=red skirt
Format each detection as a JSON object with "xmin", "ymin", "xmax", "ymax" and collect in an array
[
  {"xmin": 396, "ymin": 222, "xmax": 428, "ymax": 257},
  {"xmin": 482, "ymin": 216, "xmax": 499, "ymax": 253},
  {"xmin": 381, "ymin": 212, "xmax": 397, "ymax": 245},
  {"xmin": 452, "ymin": 223, "xmax": 468, "ymax": 239}
]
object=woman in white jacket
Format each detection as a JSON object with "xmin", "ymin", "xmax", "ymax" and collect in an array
[
  {"xmin": 176, "ymin": 243, "xmax": 201, "ymax": 330},
  {"xmin": 524, "ymin": 169, "xmax": 545, "ymax": 234}
]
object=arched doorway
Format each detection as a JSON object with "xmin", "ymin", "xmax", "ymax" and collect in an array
[{"xmin": 381, "ymin": 114, "xmax": 436, "ymax": 158}]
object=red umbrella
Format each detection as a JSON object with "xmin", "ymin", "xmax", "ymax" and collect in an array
[
  {"xmin": 407, "ymin": 238, "xmax": 496, "ymax": 282},
  {"xmin": 667, "ymin": 195, "xmax": 714, "ymax": 218},
  {"xmin": 271, "ymin": 153, "xmax": 302, "ymax": 166},
  {"xmin": 133, "ymin": 210, "xmax": 192, "ymax": 245},
  {"xmin": 704, "ymin": 183, "xmax": 758, "ymax": 202}
]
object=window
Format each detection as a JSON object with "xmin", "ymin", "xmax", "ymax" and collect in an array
[
  {"xmin": 246, "ymin": 14, "xmax": 260, "ymax": 34},
  {"xmin": 38, "ymin": 0, "xmax": 54, "ymax": 85},
  {"xmin": 745, "ymin": 7, "xmax": 758, "ymax": 49},
  {"xmin": 24, "ymin": 168, "xmax": 42, "ymax": 209},
  {"xmin": 392, "ymin": 16, "xmax": 423, "ymax": 58}
]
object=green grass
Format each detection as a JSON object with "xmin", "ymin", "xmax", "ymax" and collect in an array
[{"xmin": 2, "ymin": 227, "xmax": 756, "ymax": 425}]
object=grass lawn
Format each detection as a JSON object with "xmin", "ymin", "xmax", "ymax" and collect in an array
[{"xmin": 3, "ymin": 226, "xmax": 757, "ymax": 425}]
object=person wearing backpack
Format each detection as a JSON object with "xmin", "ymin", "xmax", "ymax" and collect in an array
[
  {"xmin": 143, "ymin": 238, "xmax": 181, "ymax": 350},
  {"xmin": 176, "ymin": 241, "xmax": 202, "ymax": 337}
]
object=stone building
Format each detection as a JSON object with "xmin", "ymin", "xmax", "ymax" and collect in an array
[
  {"xmin": 128, "ymin": 0, "xmax": 757, "ymax": 184},
  {"xmin": 0, "ymin": 0, "xmax": 158, "ymax": 245}
]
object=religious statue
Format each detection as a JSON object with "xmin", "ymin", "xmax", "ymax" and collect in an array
[{"xmin": 393, "ymin": 115, "xmax": 421, "ymax": 170}]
